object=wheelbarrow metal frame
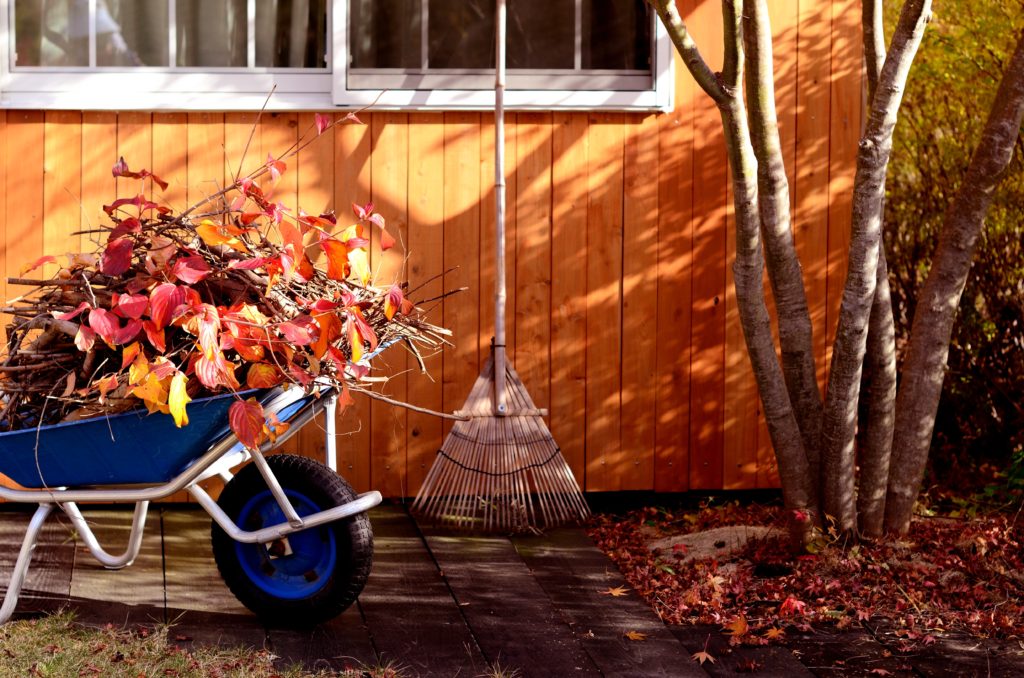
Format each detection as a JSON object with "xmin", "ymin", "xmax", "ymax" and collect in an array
[{"xmin": 0, "ymin": 386, "xmax": 382, "ymax": 624}]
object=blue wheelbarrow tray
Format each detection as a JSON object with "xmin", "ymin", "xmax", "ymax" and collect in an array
[{"xmin": 0, "ymin": 388, "xmax": 307, "ymax": 488}]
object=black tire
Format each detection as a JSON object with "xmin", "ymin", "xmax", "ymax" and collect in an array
[{"xmin": 211, "ymin": 454, "xmax": 373, "ymax": 627}]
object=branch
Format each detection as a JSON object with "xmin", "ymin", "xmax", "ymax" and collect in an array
[
  {"xmin": 863, "ymin": 0, "xmax": 886, "ymax": 105},
  {"xmin": 721, "ymin": 0, "xmax": 743, "ymax": 93},
  {"xmin": 651, "ymin": 0, "xmax": 729, "ymax": 104}
]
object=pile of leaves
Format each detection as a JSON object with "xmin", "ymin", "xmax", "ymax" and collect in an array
[
  {"xmin": 0, "ymin": 113, "xmax": 449, "ymax": 449},
  {"xmin": 588, "ymin": 500, "xmax": 1024, "ymax": 644}
]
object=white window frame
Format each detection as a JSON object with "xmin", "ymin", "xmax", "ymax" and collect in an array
[{"xmin": 0, "ymin": 0, "xmax": 673, "ymax": 112}]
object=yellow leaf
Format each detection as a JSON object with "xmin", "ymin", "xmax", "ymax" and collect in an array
[
  {"xmin": 764, "ymin": 627, "xmax": 786, "ymax": 641},
  {"xmin": 197, "ymin": 219, "xmax": 249, "ymax": 253},
  {"xmin": 600, "ymin": 586, "xmax": 630, "ymax": 598},
  {"xmin": 130, "ymin": 372, "xmax": 169, "ymax": 413},
  {"xmin": 723, "ymin": 616, "xmax": 749, "ymax": 637},
  {"xmin": 168, "ymin": 372, "xmax": 191, "ymax": 428},
  {"xmin": 623, "ymin": 631, "xmax": 647, "ymax": 641},
  {"xmin": 347, "ymin": 247, "xmax": 370, "ymax": 286},
  {"xmin": 692, "ymin": 650, "xmax": 716, "ymax": 666}
]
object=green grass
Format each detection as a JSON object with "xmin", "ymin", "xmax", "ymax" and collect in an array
[{"xmin": 0, "ymin": 612, "xmax": 405, "ymax": 677}]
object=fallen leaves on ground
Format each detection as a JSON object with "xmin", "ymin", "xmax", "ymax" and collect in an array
[
  {"xmin": 600, "ymin": 586, "xmax": 630, "ymax": 597},
  {"xmin": 623, "ymin": 631, "xmax": 647, "ymax": 641},
  {"xmin": 587, "ymin": 499, "xmax": 1024, "ymax": 643}
]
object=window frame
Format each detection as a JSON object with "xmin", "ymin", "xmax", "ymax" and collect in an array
[{"xmin": 0, "ymin": 0, "xmax": 674, "ymax": 112}]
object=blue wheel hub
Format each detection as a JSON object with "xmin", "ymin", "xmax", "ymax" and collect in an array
[{"xmin": 234, "ymin": 489, "xmax": 337, "ymax": 600}]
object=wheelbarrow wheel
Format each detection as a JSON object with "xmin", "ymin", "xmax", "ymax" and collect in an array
[{"xmin": 211, "ymin": 454, "xmax": 373, "ymax": 627}]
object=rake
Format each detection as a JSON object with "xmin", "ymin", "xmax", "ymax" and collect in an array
[{"xmin": 410, "ymin": 0, "xmax": 589, "ymax": 532}]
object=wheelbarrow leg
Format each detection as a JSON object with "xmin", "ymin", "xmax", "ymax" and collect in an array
[
  {"xmin": 0, "ymin": 503, "xmax": 54, "ymax": 624},
  {"xmin": 62, "ymin": 501, "xmax": 150, "ymax": 570}
]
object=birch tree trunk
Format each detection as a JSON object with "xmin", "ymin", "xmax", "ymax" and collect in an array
[
  {"xmin": 820, "ymin": 0, "xmax": 932, "ymax": 533},
  {"xmin": 885, "ymin": 31, "xmax": 1024, "ymax": 535},
  {"xmin": 856, "ymin": 0, "xmax": 899, "ymax": 540}
]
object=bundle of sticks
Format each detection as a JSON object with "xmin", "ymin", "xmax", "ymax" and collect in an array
[{"xmin": 0, "ymin": 119, "xmax": 450, "ymax": 446}]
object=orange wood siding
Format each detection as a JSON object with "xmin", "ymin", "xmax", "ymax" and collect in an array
[{"xmin": 0, "ymin": 0, "xmax": 861, "ymax": 496}]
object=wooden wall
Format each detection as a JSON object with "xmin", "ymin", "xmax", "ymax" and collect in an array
[{"xmin": 0, "ymin": 0, "xmax": 862, "ymax": 497}]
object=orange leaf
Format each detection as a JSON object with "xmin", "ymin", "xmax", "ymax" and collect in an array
[
  {"xmin": 246, "ymin": 363, "xmax": 282, "ymax": 389},
  {"xmin": 229, "ymin": 398, "xmax": 265, "ymax": 449},
  {"xmin": 623, "ymin": 631, "xmax": 647, "ymax": 641},
  {"xmin": 383, "ymin": 285, "xmax": 404, "ymax": 321},
  {"xmin": 197, "ymin": 219, "xmax": 248, "ymax": 252},
  {"xmin": 346, "ymin": 318, "xmax": 364, "ymax": 363},
  {"xmin": 168, "ymin": 372, "xmax": 191, "ymax": 428},
  {"xmin": 600, "ymin": 586, "xmax": 630, "ymax": 597},
  {"xmin": 722, "ymin": 616, "xmax": 748, "ymax": 637},
  {"xmin": 380, "ymin": 228, "xmax": 396, "ymax": 252},
  {"xmin": 692, "ymin": 650, "xmax": 716, "ymax": 666},
  {"xmin": 311, "ymin": 311, "xmax": 342, "ymax": 359},
  {"xmin": 337, "ymin": 383, "xmax": 355, "ymax": 413},
  {"xmin": 19, "ymin": 255, "xmax": 57, "ymax": 276},
  {"xmin": 320, "ymin": 237, "xmax": 349, "ymax": 281}
]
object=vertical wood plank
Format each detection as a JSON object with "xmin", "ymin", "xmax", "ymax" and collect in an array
[
  {"xmin": 513, "ymin": 113, "xmax": 551, "ymax": 416},
  {"xmin": 550, "ymin": 113, "xmax": 589, "ymax": 485},
  {"xmin": 5, "ymin": 112, "xmax": 45, "ymax": 332},
  {"xmin": 655, "ymin": 46, "xmax": 693, "ymax": 493},
  {"xmin": 584, "ymin": 113, "xmax": 624, "ymax": 491},
  {"xmin": 621, "ymin": 113, "xmax": 659, "ymax": 491},
  {"xmin": 80, "ymin": 113, "xmax": 118, "ymax": 253},
  {"xmin": 223, "ymin": 111, "xmax": 265, "ymax": 183},
  {"xmin": 116, "ymin": 112, "xmax": 152, "ymax": 198},
  {"xmin": 0, "ymin": 112, "xmax": 7, "ymax": 323},
  {"xmin": 370, "ymin": 112, "xmax": 409, "ymax": 497},
  {"xmin": 152, "ymin": 113, "xmax": 189, "ymax": 214},
  {"xmin": 827, "ymin": 0, "xmax": 862, "ymax": 374},
  {"xmin": 406, "ymin": 113, "xmax": 445, "ymax": 494},
  {"xmin": 687, "ymin": 0, "xmax": 727, "ymax": 490},
  {"xmin": 295, "ymin": 112, "xmax": 337, "ymax": 465},
  {"xmin": 334, "ymin": 116, "xmax": 374, "ymax": 493},
  {"xmin": 42, "ymin": 111, "xmax": 82, "ymax": 278},
  {"xmin": 442, "ymin": 113, "xmax": 481, "ymax": 436}
]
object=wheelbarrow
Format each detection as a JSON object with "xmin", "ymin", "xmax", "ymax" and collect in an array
[{"xmin": 0, "ymin": 384, "xmax": 382, "ymax": 627}]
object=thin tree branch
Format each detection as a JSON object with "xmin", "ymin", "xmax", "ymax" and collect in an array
[
  {"xmin": 651, "ymin": 0, "xmax": 728, "ymax": 104},
  {"xmin": 863, "ymin": 0, "xmax": 887, "ymax": 105}
]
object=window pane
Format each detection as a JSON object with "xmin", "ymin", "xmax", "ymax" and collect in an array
[
  {"xmin": 508, "ymin": 0, "xmax": 574, "ymax": 69},
  {"xmin": 176, "ymin": 0, "xmax": 246, "ymax": 67},
  {"xmin": 256, "ymin": 0, "xmax": 328, "ymax": 68},
  {"xmin": 350, "ymin": 0, "xmax": 421, "ymax": 69},
  {"xmin": 427, "ymin": 0, "xmax": 492, "ymax": 70},
  {"xmin": 582, "ymin": 0, "xmax": 651, "ymax": 70},
  {"xmin": 101, "ymin": 0, "xmax": 169, "ymax": 67},
  {"xmin": 14, "ymin": 0, "xmax": 88, "ymax": 66}
]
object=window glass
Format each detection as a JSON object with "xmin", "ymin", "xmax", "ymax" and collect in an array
[
  {"xmin": 175, "ymin": 0, "xmax": 247, "ymax": 67},
  {"xmin": 427, "ymin": 0, "xmax": 493, "ymax": 70},
  {"xmin": 349, "ymin": 0, "xmax": 421, "ymax": 69},
  {"xmin": 507, "ymin": 0, "xmax": 574, "ymax": 70},
  {"xmin": 101, "ymin": 0, "xmax": 169, "ymax": 67},
  {"xmin": 256, "ymin": 0, "xmax": 328, "ymax": 68},
  {"xmin": 582, "ymin": 0, "xmax": 651, "ymax": 70},
  {"xmin": 14, "ymin": 0, "xmax": 88, "ymax": 66}
]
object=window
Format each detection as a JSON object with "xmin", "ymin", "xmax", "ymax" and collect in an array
[{"xmin": 0, "ymin": 0, "xmax": 672, "ymax": 110}]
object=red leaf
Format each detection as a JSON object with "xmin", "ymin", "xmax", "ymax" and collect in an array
[
  {"xmin": 113, "ymin": 293, "xmax": 148, "ymax": 320},
  {"xmin": 779, "ymin": 597, "xmax": 807, "ymax": 617},
  {"xmin": 379, "ymin": 228, "xmax": 396, "ymax": 252},
  {"xmin": 197, "ymin": 304, "xmax": 221, "ymax": 359},
  {"xmin": 108, "ymin": 217, "xmax": 142, "ymax": 241},
  {"xmin": 75, "ymin": 325, "xmax": 96, "ymax": 352},
  {"xmin": 112, "ymin": 156, "xmax": 129, "ymax": 177},
  {"xmin": 337, "ymin": 383, "xmax": 355, "ymax": 413},
  {"xmin": 266, "ymin": 154, "xmax": 287, "ymax": 183},
  {"xmin": 121, "ymin": 342, "xmax": 142, "ymax": 370},
  {"xmin": 142, "ymin": 320, "xmax": 166, "ymax": 352},
  {"xmin": 172, "ymin": 255, "xmax": 212, "ymax": 284},
  {"xmin": 113, "ymin": 319, "xmax": 143, "ymax": 345},
  {"xmin": 194, "ymin": 352, "xmax": 240, "ymax": 390},
  {"xmin": 368, "ymin": 213, "xmax": 386, "ymax": 230},
  {"xmin": 101, "ymin": 238, "xmax": 134, "ymax": 276},
  {"xmin": 19, "ymin": 255, "xmax": 57, "ymax": 276},
  {"xmin": 350, "ymin": 308, "xmax": 378, "ymax": 351},
  {"xmin": 88, "ymin": 308, "xmax": 120, "ymax": 345},
  {"xmin": 308, "ymin": 298, "xmax": 339, "ymax": 312},
  {"xmin": 287, "ymin": 363, "xmax": 315, "ymax": 387},
  {"xmin": 315, "ymin": 113, "xmax": 331, "ymax": 135},
  {"xmin": 227, "ymin": 256, "xmax": 273, "ymax": 271},
  {"xmin": 149, "ymin": 283, "xmax": 185, "ymax": 329},
  {"xmin": 351, "ymin": 202, "xmax": 370, "ymax": 221},
  {"xmin": 229, "ymin": 398, "xmax": 266, "ymax": 449},
  {"xmin": 384, "ymin": 285, "xmax": 404, "ymax": 321},
  {"xmin": 56, "ymin": 301, "xmax": 91, "ymax": 321},
  {"xmin": 344, "ymin": 111, "xmax": 363, "ymax": 125},
  {"xmin": 278, "ymin": 315, "xmax": 318, "ymax": 346}
]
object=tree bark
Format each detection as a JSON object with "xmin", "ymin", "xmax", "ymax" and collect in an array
[
  {"xmin": 885, "ymin": 30, "xmax": 1024, "ymax": 535},
  {"xmin": 743, "ymin": 0, "xmax": 823, "ymax": 492},
  {"xmin": 821, "ymin": 0, "xmax": 932, "ymax": 533},
  {"xmin": 856, "ymin": 0, "xmax": 899, "ymax": 539}
]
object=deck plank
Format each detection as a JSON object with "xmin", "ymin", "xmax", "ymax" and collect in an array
[
  {"xmin": 670, "ymin": 625, "xmax": 813, "ymax": 678},
  {"xmin": 66, "ymin": 508, "xmax": 165, "ymax": 626},
  {"xmin": 512, "ymin": 528, "xmax": 707, "ymax": 677},
  {"xmin": 0, "ymin": 507, "xmax": 76, "ymax": 616},
  {"xmin": 357, "ymin": 505, "xmax": 487, "ymax": 675},
  {"xmin": 266, "ymin": 605, "xmax": 377, "ymax": 674},
  {"xmin": 422, "ymin": 528, "xmax": 599, "ymax": 676}
]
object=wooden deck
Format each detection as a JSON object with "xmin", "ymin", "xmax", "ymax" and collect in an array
[{"xmin": 2, "ymin": 504, "xmax": 1023, "ymax": 677}]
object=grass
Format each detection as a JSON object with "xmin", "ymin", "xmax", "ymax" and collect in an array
[{"xmin": 0, "ymin": 612, "xmax": 406, "ymax": 677}]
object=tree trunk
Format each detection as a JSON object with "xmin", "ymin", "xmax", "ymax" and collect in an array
[
  {"xmin": 885, "ymin": 30, "xmax": 1024, "ymax": 535},
  {"xmin": 856, "ymin": 0, "xmax": 898, "ymax": 540},
  {"xmin": 743, "ymin": 0, "xmax": 823, "ymax": 493},
  {"xmin": 820, "ymin": 0, "xmax": 932, "ymax": 533}
]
